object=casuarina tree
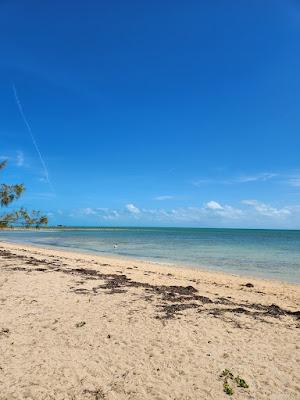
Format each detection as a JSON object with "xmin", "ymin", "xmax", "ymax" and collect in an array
[{"xmin": 0, "ymin": 160, "xmax": 48, "ymax": 228}]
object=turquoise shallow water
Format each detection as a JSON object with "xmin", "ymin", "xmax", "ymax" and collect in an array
[{"xmin": 1, "ymin": 227, "xmax": 300, "ymax": 283}]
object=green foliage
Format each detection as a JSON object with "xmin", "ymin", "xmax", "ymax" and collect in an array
[
  {"xmin": 0, "ymin": 183, "xmax": 25, "ymax": 206},
  {"xmin": 223, "ymin": 380, "xmax": 234, "ymax": 396},
  {"xmin": 0, "ymin": 161, "xmax": 48, "ymax": 228},
  {"xmin": 17, "ymin": 208, "xmax": 48, "ymax": 228},
  {"xmin": 0, "ymin": 211, "xmax": 18, "ymax": 227},
  {"xmin": 220, "ymin": 369, "xmax": 249, "ymax": 396},
  {"xmin": 235, "ymin": 375, "xmax": 249, "ymax": 388},
  {"xmin": 0, "ymin": 160, "xmax": 7, "ymax": 171}
]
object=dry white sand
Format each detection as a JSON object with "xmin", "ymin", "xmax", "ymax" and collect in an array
[{"xmin": 0, "ymin": 241, "xmax": 299, "ymax": 400}]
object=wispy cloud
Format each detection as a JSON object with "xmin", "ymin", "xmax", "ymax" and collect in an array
[
  {"xmin": 0, "ymin": 151, "xmax": 26, "ymax": 167},
  {"xmin": 191, "ymin": 178, "xmax": 214, "ymax": 186},
  {"xmin": 154, "ymin": 195, "xmax": 174, "ymax": 201},
  {"xmin": 16, "ymin": 150, "xmax": 24, "ymax": 167},
  {"xmin": 242, "ymin": 200, "xmax": 291, "ymax": 217},
  {"xmin": 73, "ymin": 207, "xmax": 120, "ymax": 221},
  {"xmin": 192, "ymin": 172, "xmax": 277, "ymax": 186},
  {"xmin": 192, "ymin": 171, "xmax": 300, "ymax": 190},
  {"xmin": 235, "ymin": 173, "xmax": 277, "ymax": 183},
  {"xmin": 287, "ymin": 177, "xmax": 300, "ymax": 187},
  {"xmin": 82, "ymin": 207, "xmax": 97, "ymax": 215}
]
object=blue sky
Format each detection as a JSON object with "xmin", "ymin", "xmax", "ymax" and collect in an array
[{"xmin": 1, "ymin": 1, "xmax": 300, "ymax": 228}]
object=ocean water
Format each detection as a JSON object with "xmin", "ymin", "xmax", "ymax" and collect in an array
[{"xmin": 0, "ymin": 227, "xmax": 300, "ymax": 283}]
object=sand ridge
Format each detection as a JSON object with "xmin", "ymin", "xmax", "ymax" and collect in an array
[{"xmin": 0, "ymin": 241, "xmax": 299, "ymax": 399}]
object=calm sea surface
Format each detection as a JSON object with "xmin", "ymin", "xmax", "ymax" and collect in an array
[{"xmin": 1, "ymin": 227, "xmax": 300, "ymax": 283}]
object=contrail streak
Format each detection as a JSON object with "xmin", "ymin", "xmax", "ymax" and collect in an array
[{"xmin": 12, "ymin": 84, "xmax": 54, "ymax": 192}]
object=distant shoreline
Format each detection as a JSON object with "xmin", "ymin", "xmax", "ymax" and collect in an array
[
  {"xmin": 0, "ymin": 227, "xmax": 130, "ymax": 231},
  {"xmin": 1, "ymin": 226, "xmax": 300, "ymax": 232}
]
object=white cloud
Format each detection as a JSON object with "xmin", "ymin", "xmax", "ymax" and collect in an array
[
  {"xmin": 16, "ymin": 150, "xmax": 24, "ymax": 167},
  {"xmin": 204, "ymin": 201, "xmax": 243, "ymax": 220},
  {"xmin": 242, "ymin": 200, "xmax": 291, "ymax": 217},
  {"xmin": 288, "ymin": 178, "xmax": 300, "ymax": 187},
  {"xmin": 1, "ymin": 151, "xmax": 26, "ymax": 167},
  {"xmin": 191, "ymin": 179, "xmax": 213, "ymax": 186},
  {"xmin": 205, "ymin": 200, "xmax": 223, "ymax": 210},
  {"xmin": 125, "ymin": 203, "xmax": 141, "ymax": 214},
  {"xmin": 65, "ymin": 200, "xmax": 300, "ymax": 228},
  {"xmin": 73, "ymin": 207, "xmax": 120, "ymax": 221},
  {"xmin": 235, "ymin": 173, "xmax": 277, "ymax": 183},
  {"xmin": 82, "ymin": 207, "xmax": 97, "ymax": 215},
  {"xmin": 154, "ymin": 195, "xmax": 174, "ymax": 201},
  {"xmin": 192, "ymin": 172, "xmax": 277, "ymax": 186},
  {"xmin": 105, "ymin": 210, "xmax": 120, "ymax": 219}
]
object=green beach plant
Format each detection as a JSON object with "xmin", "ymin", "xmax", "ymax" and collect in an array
[
  {"xmin": 0, "ymin": 160, "xmax": 48, "ymax": 228},
  {"xmin": 220, "ymin": 369, "xmax": 249, "ymax": 396},
  {"xmin": 235, "ymin": 375, "xmax": 249, "ymax": 388},
  {"xmin": 223, "ymin": 380, "xmax": 234, "ymax": 396}
]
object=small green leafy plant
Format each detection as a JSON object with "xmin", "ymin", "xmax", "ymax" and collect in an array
[
  {"xmin": 220, "ymin": 369, "xmax": 249, "ymax": 396},
  {"xmin": 223, "ymin": 380, "xmax": 234, "ymax": 395},
  {"xmin": 235, "ymin": 375, "xmax": 249, "ymax": 388}
]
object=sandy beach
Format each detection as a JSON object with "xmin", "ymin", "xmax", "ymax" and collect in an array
[{"xmin": 0, "ymin": 241, "xmax": 299, "ymax": 400}]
